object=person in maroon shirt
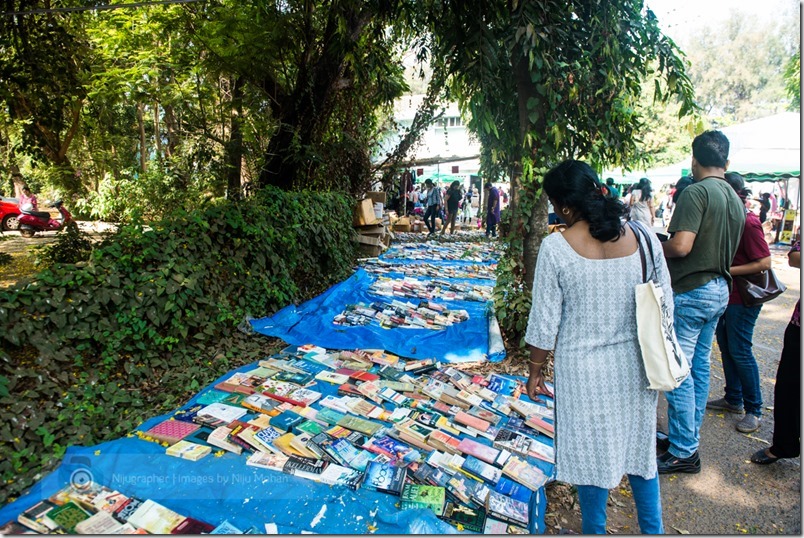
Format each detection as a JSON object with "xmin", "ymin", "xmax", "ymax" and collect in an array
[
  {"xmin": 752, "ymin": 238, "xmax": 800, "ymax": 464},
  {"xmin": 706, "ymin": 172, "xmax": 771, "ymax": 433}
]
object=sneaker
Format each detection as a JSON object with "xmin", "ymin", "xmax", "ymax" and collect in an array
[
  {"xmin": 736, "ymin": 414, "xmax": 761, "ymax": 433},
  {"xmin": 657, "ymin": 450, "xmax": 701, "ymax": 474},
  {"xmin": 706, "ymin": 397, "xmax": 744, "ymax": 414}
]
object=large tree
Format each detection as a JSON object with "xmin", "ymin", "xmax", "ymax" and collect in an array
[{"xmin": 418, "ymin": 0, "xmax": 696, "ymax": 341}]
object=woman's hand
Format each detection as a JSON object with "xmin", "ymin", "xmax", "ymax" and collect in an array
[{"xmin": 526, "ymin": 370, "xmax": 552, "ymax": 402}]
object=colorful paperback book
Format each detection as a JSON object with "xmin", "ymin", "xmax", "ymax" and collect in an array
[
  {"xmin": 172, "ymin": 404, "xmax": 204, "ymax": 423},
  {"xmin": 242, "ymin": 393, "xmax": 280, "ymax": 414},
  {"xmin": 197, "ymin": 403, "xmax": 247, "ymax": 423},
  {"xmin": 74, "ymin": 510, "xmax": 122, "ymax": 534},
  {"xmin": 171, "ymin": 517, "xmax": 215, "ymax": 534},
  {"xmin": 454, "ymin": 411, "xmax": 490, "ymax": 432},
  {"xmin": 261, "ymin": 379, "xmax": 301, "ymax": 397},
  {"xmin": 337, "ymin": 415, "xmax": 383, "ymax": 436},
  {"xmin": 315, "ymin": 371, "xmax": 350, "ymax": 385},
  {"xmin": 356, "ymin": 380, "xmax": 383, "ymax": 403},
  {"xmin": 483, "ymin": 517, "xmax": 528, "ymax": 534},
  {"xmin": 274, "ymin": 370, "xmax": 315, "ymax": 385},
  {"xmin": 253, "ymin": 426, "xmax": 282, "ymax": 452},
  {"xmin": 246, "ymin": 451, "xmax": 290, "ymax": 472},
  {"xmin": 456, "ymin": 437, "xmax": 500, "ymax": 464},
  {"xmin": 426, "ymin": 430, "xmax": 462, "ymax": 454},
  {"xmin": 319, "ymin": 395, "xmax": 352, "ymax": 414},
  {"xmin": 502, "ymin": 456, "xmax": 548, "ymax": 491},
  {"xmin": 18, "ymin": 501, "xmax": 60, "ymax": 533},
  {"xmin": 525, "ymin": 415, "xmax": 555, "ymax": 438},
  {"xmin": 311, "ymin": 433, "xmax": 349, "ymax": 466},
  {"xmin": 92, "ymin": 490, "xmax": 130, "ymax": 514},
  {"xmin": 114, "ymin": 498, "xmax": 144, "ymax": 523},
  {"xmin": 143, "ymin": 420, "xmax": 200, "ymax": 445},
  {"xmin": 440, "ymin": 502, "xmax": 487, "ymax": 533},
  {"xmin": 270, "ymin": 410, "xmax": 306, "ymax": 432},
  {"xmin": 43, "ymin": 501, "xmax": 90, "ymax": 533},
  {"xmin": 487, "ymin": 374, "xmax": 519, "ymax": 397},
  {"xmin": 494, "ymin": 476, "xmax": 533, "ymax": 504},
  {"xmin": 362, "ymin": 461, "xmax": 408, "ymax": 495},
  {"xmin": 283, "ymin": 455, "xmax": 328, "ymax": 476},
  {"xmin": 486, "ymin": 490, "xmax": 529, "ymax": 527},
  {"xmin": 296, "ymin": 419, "xmax": 326, "ymax": 436},
  {"xmin": 365, "ymin": 435, "xmax": 421, "ymax": 463},
  {"xmin": 208, "ymin": 426, "xmax": 243, "ymax": 454},
  {"xmin": 126, "ymin": 500, "xmax": 186, "ymax": 535},
  {"xmin": 314, "ymin": 407, "xmax": 346, "ymax": 426},
  {"xmin": 461, "ymin": 455, "xmax": 502, "ymax": 485},
  {"xmin": 468, "ymin": 406, "xmax": 503, "ymax": 426},
  {"xmin": 400, "ymin": 483, "xmax": 446, "ymax": 515},
  {"xmin": 166, "ymin": 440, "xmax": 211, "ymax": 461},
  {"xmin": 317, "ymin": 464, "xmax": 364, "ymax": 490}
]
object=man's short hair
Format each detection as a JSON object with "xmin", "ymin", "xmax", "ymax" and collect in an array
[
  {"xmin": 605, "ymin": 177, "xmax": 615, "ymax": 186},
  {"xmin": 692, "ymin": 130, "xmax": 730, "ymax": 168},
  {"xmin": 424, "ymin": 179, "xmax": 433, "ymax": 186}
]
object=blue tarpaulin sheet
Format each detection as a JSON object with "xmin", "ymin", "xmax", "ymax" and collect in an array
[
  {"xmin": 251, "ymin": 269, "xmax": 505, "ymax": 363},
  {"xmin": 0, "ymin": 361, "xmax": 551, "ymax": 534}
]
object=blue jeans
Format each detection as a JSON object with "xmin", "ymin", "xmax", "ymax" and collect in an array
[
  {"xmin": 715, "ymin": 303, "xmax": 763, "ymax": 416},
  {"xmin": 665, "ymin": 277, "xmax": 729, "ymax": 458},
  {"xmin": 577, "ymin": 475, "xmax": 663, "ymax": 534}
]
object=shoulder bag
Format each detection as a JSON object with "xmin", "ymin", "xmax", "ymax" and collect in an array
[
  {"xmin": 629, "ymin": 222, "xmax": 690, "ymax": 391},
  {"xmin": 734, "ymin": 269, "xmax": 786, "ymax": 307}
]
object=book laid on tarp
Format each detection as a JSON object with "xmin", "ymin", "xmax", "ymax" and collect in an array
[
  {"xmin": 400, "ymin": 483, "xmax": 446, "ymax": 515},
  {"xmin": 485, "ymin": 490, "xmax": 529, "ymax": 527}
]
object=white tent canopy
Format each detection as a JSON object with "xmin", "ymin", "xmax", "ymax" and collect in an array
[{"xmin": 603, "ymin": 112, "xmax": 801, "ymax": 187}]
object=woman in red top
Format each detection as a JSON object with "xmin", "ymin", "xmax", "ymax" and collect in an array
[{"xmin": 706, "ymin": 172, "xmax": 771, "ymax": 434}]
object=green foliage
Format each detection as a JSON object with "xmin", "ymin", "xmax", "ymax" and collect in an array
[
  {"xmin": 0, "ymin": 188, "xmax": 357, "ymax": 504},
  {"xmin": 32, "ymin": 225, "xmax": 93, "ymax": 269},
  {"xmin": 784, "ymin": 51, "xmax": 800, "ymax": 111}
]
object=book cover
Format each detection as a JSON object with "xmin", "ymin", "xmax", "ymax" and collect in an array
[
  {"xmin": 485, "ymin": 490, "xmax": 528, "ymax": 527},
  {"xmin": 454, "ymin": 411, "xmax": 490, "ymax": 432},
  {"xmin": 456, "ymin": 437, "xmax": 500, "ymax": 464},
  {"xmin": 74, "ymin": 511, "xmax": 122, "ymax": 534},
  {"xmin": 365, "ymin": 435, "xmax": 421, "ymax": 464},
  {"xmin": 91, "ymin": 490, "xmax": 130, "ymax": 514},
  {"xmin": 440, "ymin": 502, "xmax": 487, "ymax": 533},
  {"xmin": 525, "ymin": 415, "xmax": 555, "ymax": 438},
  {"xmin": 296, "ymin": 419, "xmax": 325, "ymax": 437},
  {"xmin": 377, "ymin": 365, "xmax": 407, "ymax": 381},
  {"xmin": 283, "ymin": 455, "xmax": 329, "ymax": 475},
  {"xmin": 461, "ymin": 456, "xmax": 502, "ymax": 485},
  {"xmin": 493, "ymin": 476, "xmax": 533, "ymax": 504},
  {"xmin": 0, "ymin": 521, "xmax": 37, "ymax": 534},
  {"xmin": 261, "ymin": 378, "xmax": 301, "ymax": 397},
  {"xmin": 197, "ymin": 403, "xmax": 247, "ymax": 423},
  {"xmin": 166, "ymin": 440, "xmax": 211, "ymax": 461},
  {"xmin": 144, "ymin": 420, "xmax": 201, "ymax": 445},
  {"xmin": 246, "ymin": 451, "xmax": 290, "ymax": 472},
  {"xmin": 487, "ymin": 374, "xmax": 519, "ymax": 397},
  {"xmin": 274, "ymin": 370, "xmax": 315, "ymax": 385},
  {"xmin": 270, "ymin": 410, "xmax": 306, "ymax": 432},
  {"xmin": 362, "ymin": 461, "xmax": 408, "ymax": 495},
  {"xmin": 356, "ymin": 380, "xmax": 382, "ymax": 403},
  {"xmin": 170, "ymin": 517, "xmax": 215, "ymax": 534},
  {"xmin": 242, "ymin": 394, "xmax": 280, "ymax": 414},
  {"xmin": 400, "ymin": 484, "xmax": 446, "ymax": 515},
  {"xmin": 43, "ymin": 501, "xmax": 90, "ymax": 533},
  {"xmin": 208, "ymin": 426, "xmax": 243, "ymax": 454},
  {"xmin": 113, "ymin": 498, "xmax": 144, "ymax": 523},
  {"xmin": 17, "ymin": 501, "xmax": 59, "ymax": 533},
  {"xmin": 316, "ymin": 407, "xmax": 346, "ymax": 426},
  {"xmin": 468, "ymin": 406, "xmax": 503, "ymax": 426},
  {"xmin": 501, "ymin": 456, "xmax": 548, "ymax": 491},
  {"xmin": 127, "ymin": 500, "xmax": 186, "ymax": 535},
  {"xmin": 316, "ymin": 371, "xmax": 350, "ymax": 385},
  {"xmin": 310, "ymin": 433, "xmax": 349, "ymax": 466},
  {"xmin": 426, "ymin": 430, "xmax": 461, "ymax": 455},
  {"xmin": 317, "ymin": 464, "xmax": 364, "ymax": 490},
  {"xmin": 337, "ymin": 415, "xmax": 382, "ymax": 436}
]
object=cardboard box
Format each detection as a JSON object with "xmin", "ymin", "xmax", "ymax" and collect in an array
[
  {"xmin": 355, "ymin": 234, "xmax": 383, "ymax": 247},
  {"xmin": 353, "ymin": 198, "xmax": 380, "ymax": 226},
  {"xmin": 356, "ymin": 224, "xmax": 386, "ymax": 237},
  {"xmin": 393, "ymin": 217, "xmax": 411, "ymax": 232},
  {"xmin": 366, "ymin": 191, "xmax": 387, "ymax": 205},
  {"xmin": 357, "ymin": 243, "xmax": 384, "ymax": 257}
]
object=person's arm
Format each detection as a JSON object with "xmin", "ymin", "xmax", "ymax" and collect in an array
[
  {"xmin": 662, "ymin": 230, "xmax": 696, "ymax": 258},
  {"xmin": 648, "ymin": 197, "xmax": 655, "ymax": 216},
  {"xmin": 731, "ymin": 256, "xmax": 772, "ymax": 276},
  {"xmin": 525, "ymin": 345, "xmax": 553, "ymax": 401}
]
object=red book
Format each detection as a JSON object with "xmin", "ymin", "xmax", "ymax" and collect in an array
[
  {"xmin": 214, "ymin": 381, "xmax": 255, "ymax": 395},
  {"xmin": 454, "ymin": 411, "xmax": 490, "ymax": 432},
  {"xmin": 171, "ymin": 517, "xmax": 215, "ymax": 534},
  {"xmin": 525, "ymin": 415, "xmax": 555, "ymax": 438},
  {"xmin": 350, "ymin": 371, "xmax": 379, "ymax": 383},
  {"xmin": 261, "ymin": 391, "xmax": 306, "ymax": 408},
  {"xmin": 144, "ymin": 420, "xmax": 200, "ymax": 444}
]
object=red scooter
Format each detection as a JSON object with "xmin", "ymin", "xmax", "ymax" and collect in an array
[{"xmin": 18, "ymin": 200, "xmax": 76, "ymax": 238}]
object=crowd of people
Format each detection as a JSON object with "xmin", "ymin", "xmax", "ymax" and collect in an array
[{"xmin": 525, "ymin": 131, "xmax": 800, "ymax": 533}]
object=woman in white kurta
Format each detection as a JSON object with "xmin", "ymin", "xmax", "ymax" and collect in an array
[
  {"xmin": 524, "ymin": 160, "xmax": 671, "ymax": 534},
  {"xmin": 629, "ymin": 177, "xmax": 655, "ymax": 228}
]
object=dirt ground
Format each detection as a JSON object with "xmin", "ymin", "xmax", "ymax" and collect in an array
[{"xmin": 1, "ymin": 225, "xmax": 800, "ymax": 534}]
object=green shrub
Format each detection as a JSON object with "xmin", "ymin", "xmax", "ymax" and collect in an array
[
  {"xmin": 0, "ymin": 187, "xmax": 357, "ymax": 504},
  {"xmin": 32, "ymin": 225, "xmax": 93, "ymax": 269}
]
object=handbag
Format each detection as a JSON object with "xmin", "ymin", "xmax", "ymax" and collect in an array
[
  {"xmin": 629, "ymin": 222, "xmax": 690, "ymax": 391},
  {"xmin": 734, "ymin": 270, "xmax": 786, "ymax": 307}
]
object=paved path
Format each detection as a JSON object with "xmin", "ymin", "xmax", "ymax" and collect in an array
[{"xmin": 655, "ymin": 244, "xmax": 801, "ymax": 534}]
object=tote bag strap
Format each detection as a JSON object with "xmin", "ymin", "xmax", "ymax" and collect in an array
[{"xmin": 629, "ymin": 221, "xmax": 657, "ymax": 282}]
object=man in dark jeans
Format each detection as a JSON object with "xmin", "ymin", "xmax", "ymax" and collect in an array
[{"xmin": 423, "ymin": 179, "xmax": 442, "ymax": 238}]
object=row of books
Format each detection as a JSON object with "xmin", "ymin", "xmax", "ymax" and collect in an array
[
  {"xmin": 368, "ymin": 276, "xmax": 493, "ymax": 302},
  {"xmin": 2, "ymin": 481, "xmax": 251, "ymax": 535},
  {"xmin": 361, "ymin": 259, "xmax": 498, "ymax": 281},
  {"xmin": 333, "ymin": 300, "xmax": 470, "ymax": 330},
  {"xmin": 130, "ymin": 345, "xmax": 555, "ymax": 533},
  {"xmin": 382, "ymin": 241, "xmax": 502, "ymax": 263}
]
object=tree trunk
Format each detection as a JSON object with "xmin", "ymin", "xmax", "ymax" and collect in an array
[
  {"xmin": 153, "ymin": 102, "xmax": 162, "ymax": 162},
  {"xmin": 138, "ymin": 102, "xmax": 147, "ymax": 172},
  {"xmin": 163, "ymin": 104, "xmax": 179, "ymax": 158},
  {"xmin": 226, "ymin": 75, "xmax": 244, "ymax": 200}
]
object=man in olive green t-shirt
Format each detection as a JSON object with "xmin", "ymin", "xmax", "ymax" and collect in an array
[{"xmin": 657, "ymin": 130, "xmax": 745, "ymax": 475}]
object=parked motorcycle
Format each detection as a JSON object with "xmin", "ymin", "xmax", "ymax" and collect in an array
[{"xmin": 18, "ymin": 200, "xmax": 76, "ymax": 238}]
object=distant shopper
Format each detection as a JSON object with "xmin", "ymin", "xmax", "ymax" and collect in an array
[
  {"xmin": 658, "ymin": 130, "xmax": 745, "ymax": 475},
  {"xmin": 758, "ymin": 193, "xmax": 771, "ymax": 223},
  {"xmin": 18, "ymin": 185, "xmax": 38, "ymax": 212},
  {"xmin": 441, "ymin": 181, "xmax": 463, "ymax": 235},
  {"xmin": 525, "ymin": 159, "xmax": 666, "ymax": 534},
  {"xmin": 462, "ymin": 188, "xmax": 474, "ymax": 223},
  {"xmin": 485, "ymin": 182, "xmax": 500, "ymax": 238},
  {"xmin": 629, "ymin": 177, "xmax": 655, "ymax": 228},
  {"xmin": 706, "ymin": 172, "xmax": 771, "ymax": 434},
  {"xmin": 604, "ymin": 177, "xmax": 620, "ymax": 199},
  {"xmin": 751, "ymin": 240, "xmax": 800, "ymax": 464},
  {"xmin": 423, "ymin": 179, "xmax": 443, "ymax": 238}
]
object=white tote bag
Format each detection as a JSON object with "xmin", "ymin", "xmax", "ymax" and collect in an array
[{"xmin": 630, "ymin": 222, "xmax": 690, "ymax": 391}]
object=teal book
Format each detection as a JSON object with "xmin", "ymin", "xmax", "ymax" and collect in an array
[{"xmin": 400, "ymin": 484, "xmax": 446, "ymax": 515}]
